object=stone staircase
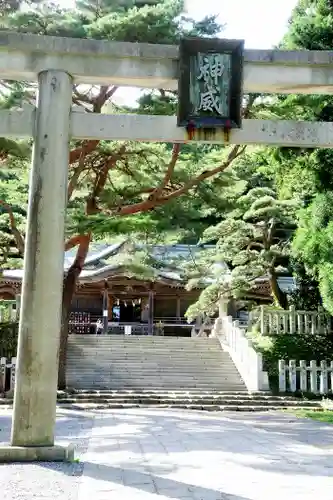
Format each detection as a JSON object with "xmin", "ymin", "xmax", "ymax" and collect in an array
[
  {"xmin": 0, "ymin": 335, "xmax": 324, "ymax": 411},
  {"xmin": 66, "ymin": 335, "xmax": 247, "ymax": 391},
  {"xmin": 53, "ymin": 389, "xmax": 323, "ymax": 411},
  {"xmin": 56, "ymin": 334, "xmax": 322, "ymax": 412}
]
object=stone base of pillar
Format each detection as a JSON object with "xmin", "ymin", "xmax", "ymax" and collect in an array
[{"xmin": 0, "ymin": 443, "xmax": 74, "ymax": 463}]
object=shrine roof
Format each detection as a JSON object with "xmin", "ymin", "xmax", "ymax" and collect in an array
[
  {"xmin": 1, "ymin": 241, "xmax": 296, "ymax": 293},
  {"xmin": 3, "ymin": 241, "xmax": 216, "ymax": 286}
]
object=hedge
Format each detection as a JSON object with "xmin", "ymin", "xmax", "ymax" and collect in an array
[
  {"xmin": 0, "ymin": 322, "xmax": 18, "ymax": 359},
  {"xmin": 248, "ymin": 327, "xmax": 333, "ymax": 391}
]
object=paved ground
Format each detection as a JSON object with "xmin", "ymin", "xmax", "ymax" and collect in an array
[{"xmin": 0, "ymin": 409, "xmax": 333, "ymax": 500}]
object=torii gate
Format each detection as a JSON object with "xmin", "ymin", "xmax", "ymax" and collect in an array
[{"xmin": 0, "ymin": 31, "xmax": 333, "ymax": 461}]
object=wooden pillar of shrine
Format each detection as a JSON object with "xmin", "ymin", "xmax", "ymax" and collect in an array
[
  {"xmin": 102, "ymin": 280, "xmax": 109, "ymax": 334},
  {"xmin": 176, "ymin": 296, "xmax": 181, "ymax": 322},
  {"xmin": 148, "ymin": 289, "xmax": 154, "ymax": 335},
  {"xmin": 108, "ymin": 295, "xmax": 113, "ymax": 320}
]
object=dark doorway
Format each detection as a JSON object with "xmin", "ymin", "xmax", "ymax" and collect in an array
[{"xmin": 113, "ymin": 301, "xmax": 142, "ymax": 322}]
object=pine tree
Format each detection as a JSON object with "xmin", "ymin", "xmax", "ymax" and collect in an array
[
  {"xmin": 185, "ymin": 162, "xmax": 296, "ymax": 321},
  {"xmin": 0, "ymin": 0, "xmax": 251, "ymax": 387},
  {"xmin": 272, "ymin": 0, "xmax": 333, "ymax": 314}
]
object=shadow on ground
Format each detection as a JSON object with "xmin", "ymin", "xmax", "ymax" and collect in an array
[{"xmin": 1, "ymin": 408, "xmax": 333, "ymax": 499}]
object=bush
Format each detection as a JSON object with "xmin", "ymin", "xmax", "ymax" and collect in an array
[
  {"xmin": 0, "ymin": 322, "xmax": 18, "ymax": 358},
  {"xmin": 248, "ymin": 327, "xmax": 333, "ymax": 391}
]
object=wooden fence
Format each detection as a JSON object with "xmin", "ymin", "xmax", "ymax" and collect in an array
[
  {"xmin": 0, "ymin": 357, "xmax": 16, "ymax": 392},
  {"xmin": 249, "ymin": 305, "xmax": 333, "ymax": 335},
  {"xmin": 279, "ymin": 359, "xmax": 333, "ymax": 394},
  {"xmin": 0, "ymin": 300, "xmax": 18, "ymax": 322}
]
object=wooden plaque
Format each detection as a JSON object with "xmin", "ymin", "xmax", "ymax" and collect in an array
[{"xmin": 178, "ymin": 37, "xmax": 244, "ymax": 129}]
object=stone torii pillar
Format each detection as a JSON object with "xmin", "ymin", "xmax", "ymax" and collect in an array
[{"xmin": 0, "ymin": 70, "xmax": 73, "ymax": 462}]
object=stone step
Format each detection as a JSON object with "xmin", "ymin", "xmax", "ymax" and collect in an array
[
  {"xmin": 67, "ymin": 354, "xmax": 227, "ymax": 359},
  {"xmin": 68, "ymin": 384, "xmax": 246, "ymax": 389},
  {"xmin": 0, "ymin": 399, "xmax": 323, "ymax": 412},
  {"xmin": 68, "ymin": 336, "xmax": 218, "ymax": 342},
  {"xmin": 56, "ymin": 392, "xmax": 321, "ymax": 401},
  {"xmin": 68, "ymin": 346, "xmax": 227, "ymax": 349},
  {"xmin": 53, "ymin": 397, "xmax": 322, "ymax": 407},
  {"xmin": 68, "ymin": 377, "xmax": 245, "ymax": 384},
  {"xmin": 58, "ymin": 390, "xmax": 305, "ymax": 399},
  {"xmin": 67, "ymin": 380, "xmax": 246, "ymax": 392},
  {"xmin": 67, "ymin": 370, "xmax": 241, "ymax": 377},
  {"xmin": 67, "ymin": 334, "xmax": 246, "ymax": 392},
  {"xmin": 69, "ymin": 360, "xmax": 230, "ymax": 364},
  {"xmin": 56, "ymin": 403, "xmax": 324, "ymax": 411}
]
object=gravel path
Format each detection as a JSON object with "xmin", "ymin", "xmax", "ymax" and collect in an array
[
  {"xmin": 1, "ymin": 409, "xmax": 333, "ymax": 500},
  {"xmin": 0, "ymin": 409, "xmax": 94, "ymax": 500}
]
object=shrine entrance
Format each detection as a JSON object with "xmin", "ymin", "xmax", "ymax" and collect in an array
[
  {"xmin": 113, "ymin": 300, "xmax": 141, "ymax": 323},
  {"xmin": 1, "ymin": 31, "xmax": 333, "ymax": 461}
]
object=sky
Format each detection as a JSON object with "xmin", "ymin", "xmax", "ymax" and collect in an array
[
  {"xmin": 186, "ymin": 0, "xmax": 298, "ymax": 49},
  {"xmin": 114, "ymin": 0, "xmax": 299, "ymax": 105}
]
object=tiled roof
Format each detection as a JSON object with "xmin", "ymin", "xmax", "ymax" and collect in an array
[{"xmin": 1, "ymin": 241, "xmax": 296, "ymax": 293}]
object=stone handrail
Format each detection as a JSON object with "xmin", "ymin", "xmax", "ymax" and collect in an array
[{"xmin": 212, "ymin": 316, "xmax": 269, "ymax": 392}]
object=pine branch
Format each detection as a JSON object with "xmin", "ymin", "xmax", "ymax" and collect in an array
[
  {"xmin": 69, "ymin": 140, "xmax": 100, "ymax": 165},
  {"xmin": 0, "ymin": 200, "xmax": 25, "ymax": 256},
  {"xmin": 150, "ymin": 143, "xmax": 180, "ymax": 200},
  {"xmin": 86, "ymin": 144, "xmax": 127, "ymax": 215},
  {"xmin": 64, "ymin": 233, "xmax": 91, "ymax": 252},
  {"xmin": 67, "ymin": 154, "xmax": 87, "ymax": 201},
  {"xmin": 113, "ymin": 145, "xmax": 246, "ymax": 216},
  {"xmin": 159, "ymin": 145, "xmax": 246, "ymax": 203}
]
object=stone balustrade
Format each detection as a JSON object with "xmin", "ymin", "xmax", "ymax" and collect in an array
[{"xmin": 212, "ymin": 316, "xmax": 269, "ymax": 392}]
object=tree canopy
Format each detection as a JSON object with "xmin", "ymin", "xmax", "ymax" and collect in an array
[
  {"xmin": 0, "ymin": 0, "xmax": 257, "ymax": 386},
  {"xmin": 3, "ymin": 0, "xmax": 333, "ymax": 332}
]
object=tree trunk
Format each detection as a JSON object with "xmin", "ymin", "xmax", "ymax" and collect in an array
[
  {"xmin": 269, "ymin": 271, "xmax": 288, "ymax": 310},
  {"xmin": 57, "ymin": 234, "xmax": 91, "ymax": 389}
]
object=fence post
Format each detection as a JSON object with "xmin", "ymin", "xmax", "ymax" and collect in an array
[
  {"xmin": 299, "ymin": 360, "xmax": 307, "ymax": 392},
  {"xmin": 10, "ymin": 303, "xmax": 16, "ymax": 322},
  {"xmin": 15, "ymin": 294, "xmax": 21, "ymax": 320},
  {"xmin": 320, "ymin": 360, "xmax": 328, "ymax": 394},
  {"xmin": 311, "ymin": 314, "xmax": 318, "ymax": 335},
  {"xmin": 260, "ymin": 305, "xmax": 266, "ymax": 335},
  {"xmin": 10, "ymin": 357, "xmax": 16, "ymax": 392},
  {"xmin": 317, "ymin": 306, "xmax": 325, "ymax": 333},
  {"xmin": 289, "ymin": 360, "xmax": 297, "ymax": 392},
  {"xmin": 289, "ymin": 305, "xmax": 296, "ymax": 334},
  {"xmin": 330, "ymin": 361, "xmax": 333, "ymax": 392},
  {"xmin": 0, "ymin": 357, "xmax": 6, "ymax": 392},
  {"xmin": 310, "ymin": 360, "xmax": 318, "ymax": 394},
  {"xmin": 278, "ymin": 360, "xmax": 286, "ymax": 392}
]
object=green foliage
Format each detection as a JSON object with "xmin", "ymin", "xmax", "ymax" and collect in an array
[
  {"xmin": 260, "ymin": 0, "xmax": 333, "ymax": 315},
  {"xmin": 288, "ymin": 259, "xmax": 321, "ymax": 310},
  {"xmin": 185, "ymin": 153, "xmax": 297, "ymax": 318},
  {"xmin": 0, "ymin": 0, "xmax": 232, "ymax": 272},
  {"xmin": 0, "ymin": 322, "xmax": 18, "ymax": 358},
  {"xmin": 249, "ymin": 328, "xmax": 333, "ymax": 391},
  {"xmin": 293, "ymin": 411, "xmax": 333, "ymax": 423}
]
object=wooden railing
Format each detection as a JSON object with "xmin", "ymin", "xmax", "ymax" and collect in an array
[
  {"xmin": 68, "ymin": 312, "xmax": 192, "ymax": 335},
  {"xmin": 249, "ymin": 305, "xmax": 333, "ymax": 335},
  {"xmin": 279, "ymin": 359, "xmax": 333, "ymax": 394}
]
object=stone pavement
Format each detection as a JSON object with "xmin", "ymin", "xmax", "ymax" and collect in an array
[{"xmin": 1, "ymin": 409, "xmax": 333, "ymax": 500}]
